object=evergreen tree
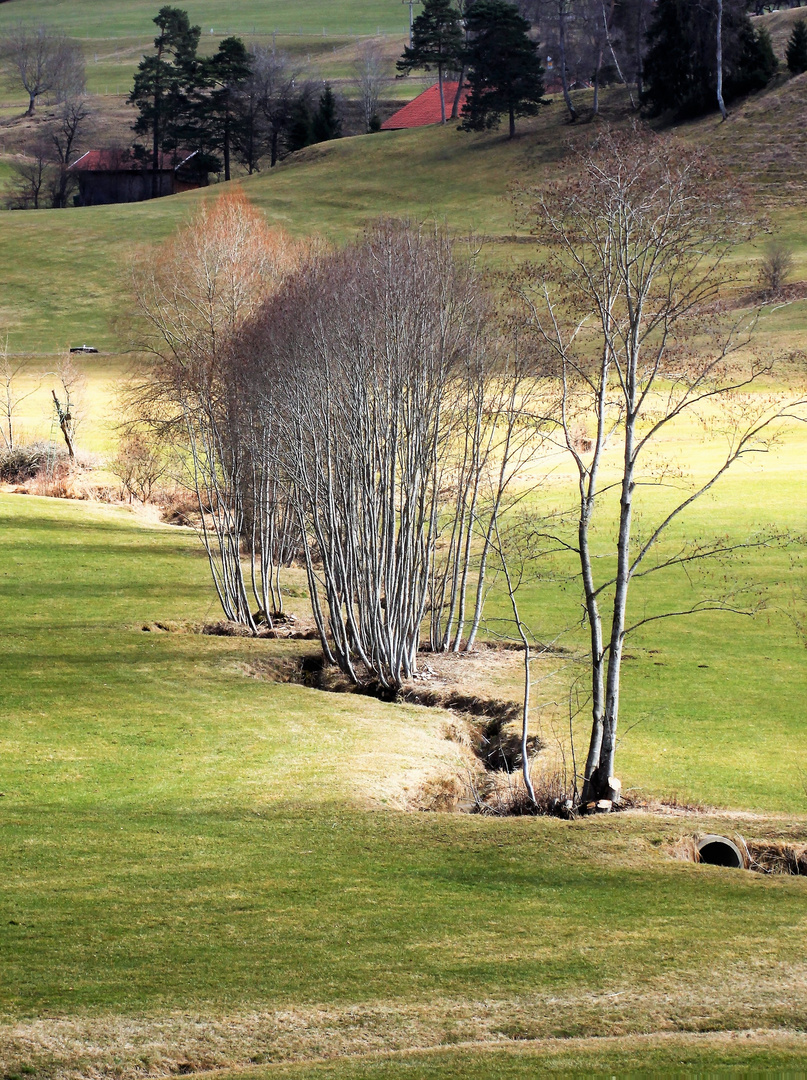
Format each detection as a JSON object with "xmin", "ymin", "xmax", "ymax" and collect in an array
[
  {"xmin": 200, "ymin": 36, "xmax": 252, "ymax": 180},
  {"xmin": 285, "ymin": 94, "xmax": 314, "ymax": 154},
  {"xmin": 786, "ymin": 19, "xmax": 807, "ymax": 75},
  {"xmin": 460, "ymin": 0, "xmax": 544, "ymax": 139},
  {"xmin": 397, "ymin": 0, "xmax": 463, "ymax": 123},
  {"xmin": 727, "ymin": 23, "xmax": 777, "ymax": 99},
  {"xmin": 642, "ymin": 0, "xmax": 776, "ymax": 118},
  {"xmin": 311, "ymin": 85, "xmax": 342, "ymax": 143},
  {"xmin": 128, "ymin": 6, "xmax": 200, "ymax": 197}
]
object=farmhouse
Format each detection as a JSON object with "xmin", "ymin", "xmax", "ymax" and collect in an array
[
  {"xmin": 381, "ymin": 81, "xmax": 469, "ymax": 130},
  {"xmin": 68, "ymin": 149, "xmax": 209, "ymax": 206}
]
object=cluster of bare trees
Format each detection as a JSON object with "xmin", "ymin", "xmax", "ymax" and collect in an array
[
  {"xmin": 1, "ymin": 23, "xmax": 91, "ymax": 209},
  {"xmin": 535, "ymin": 0, "xmax": 652, "ymax": 114},
  {"xmin": 132, "ymin": 130, "xmax": 804, "ymax": 807},
  {"xmin": 133, "ymin": 195, "xmax": 544, "ymax": 687}
]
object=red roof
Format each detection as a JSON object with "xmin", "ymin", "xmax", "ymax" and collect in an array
[
  {"xmin": 69, "ymin": 149, "xmax": 198, "ymax": 173},
  {"xmin": 381, "ymin": 82, "xmax": 469, "ymax": 130}
]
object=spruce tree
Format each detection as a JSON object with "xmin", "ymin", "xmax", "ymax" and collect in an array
[
  {"xmin": 786, "ymin": 19, "xmax": 807, "ymax": 75},
  {"xmin": 397, "ymin": 0, "xmax": 463, "ymax": 124},
  {"xmin": 311, "ymin": 85, "xmax": 342, "ymax": 143},
  {"xmin": 643, "ymin": 0, "xmax": 776, "ymax": 118},
  {"xmin": 286, "ymin": 95, "xmax": 314, "ymax": 154},
  {"xmin": 128, "ymin": 6, "xmax": 201, "ymax": 197},
  {"xmin": 460, "ymin": 0, "xmax": 544, "ymax": 139}
]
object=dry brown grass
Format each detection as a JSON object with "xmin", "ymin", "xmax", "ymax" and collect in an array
[{"xmin": 4, "ymin": 963, "xmax": 807, "ymax": 1079}]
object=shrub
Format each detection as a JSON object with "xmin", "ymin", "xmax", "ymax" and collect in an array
[
  {"xmin": 0, "ymin": 441, "xmax": 54, "ymax": 482},
  {"xmin": 758, "ymin": 239, "xmax": 795, "ymax": 297}
]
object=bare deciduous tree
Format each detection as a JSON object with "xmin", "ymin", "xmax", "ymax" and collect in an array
[
  {"xmin": 2, "ymin": 24, "xmax": 85, "ymax": 116},
  {"xmin": 51, "ymin": 356, "xmax": 86, "ymax": 461},
  {"xmin": 0, "ymin": 340, "xmax": 40, "ymax": 451},
  {"xmin": 110, "ymin": 431, "xmax": 168, "ymax": 504},
  {"xmin": 352, "ymin": 40, "xmax": 391, "ymax": 132},
  {"xmin": 516, "ymin": 128, "xmax": 805, "ymax": 808},
  {"xmin": 5, "ymin": 141, "xmax": 53, "ymax": 210},
  {"xmin": 758, "ymin": 239, "xmax": 795, "ymax": 299},
  {"xmin": 49, "ymin": 95, "xmax": 91, "ymax": 208},
  {"xmin": 131, "ymin": 189, "xmax": 307, "ymax": 629}
]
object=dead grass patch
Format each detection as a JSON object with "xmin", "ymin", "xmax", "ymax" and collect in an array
[{"xmin": 4, "ymin": 964, "xmax": 807, "ymax": 1080}]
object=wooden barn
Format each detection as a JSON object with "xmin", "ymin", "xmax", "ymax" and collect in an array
[
  {"xmin": 68, "ymin": 149, "xmax": 209, "ymax": 206},
  {"xmin": 380, "ymin": 82, "xmax": 469, "ymax": 130}
]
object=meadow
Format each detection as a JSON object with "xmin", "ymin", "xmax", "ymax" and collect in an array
[
  {"xmin": 0, "ymin": 493, "xmax": 806, "ymax": 1078},
  {"xmin": 0, "ymin": 7, "xmax": 806, "ymax": 1076}
]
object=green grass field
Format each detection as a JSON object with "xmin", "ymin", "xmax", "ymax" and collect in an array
[
  {"xmin": 2, "ymin": 80, "xmax": 807, "ymax": 358},
  {"xmin": 0, "ymin": 493, "xmax": 806, "ymax": 1079},
  {"xmin": 0, "ymin": 19, "xmax": 806, "ymax": 1075},
  {"xmin": 0, "ymin": 1, "xmax": 407, "ymax": 39}
]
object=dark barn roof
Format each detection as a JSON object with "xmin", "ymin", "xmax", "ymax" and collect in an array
[{"xmin": 69, "ymin": 149, "xmax": 200, "ymax": 173}]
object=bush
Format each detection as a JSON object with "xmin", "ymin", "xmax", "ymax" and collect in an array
[
  {"xmin": 0, "ymin": 441, "xmax": 54, "ymax": 482},
  {"xmin": 758, "ymin": 240, "xmax": 795, "ymax": 297}
]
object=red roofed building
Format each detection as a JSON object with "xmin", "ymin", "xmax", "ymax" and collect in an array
[
  {"xmin": 68, "ymin": 149, "xmax": 209, "ymax": 206},
  {"xmin": 381, "ymin": 82, "xmax": 469, "ymax": 130}
]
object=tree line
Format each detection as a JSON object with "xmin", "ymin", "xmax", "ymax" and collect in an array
[
  {"xmin": 401, "ymin": 0, "xmax": 798, "ymax": 128},
  {"xmin": 2, "ymin": 1, "xmax": 804, "ymax": 208}
]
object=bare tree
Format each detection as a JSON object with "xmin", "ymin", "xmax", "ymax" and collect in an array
[
  {"xmin": 5, "ymin": 141, "xmax": 53, "ymax": 209},
  {"xmin": 235, "ymin": 46, "xmax": 300, "ymax": 170},
  {"xmin": 2, "ymin": 24, "xmax": 85, "ymax": 116},
  {"xmin": 49, "ymin": 96, "xmax": 91, "ymax": 208},
  {"xmin": 131, "ymin": 189, "xmax": 306, "ymax": 629},
  {"xmin": 110, "ymin": 431, "xmax": 168, "ymax": 504},
  {"xmin": 0, "ymin": 341, "xmax": 40, "ymax": 451},
  {"xmin": 758, "ymin": 240, "xmax": 795, "ymax": 298},
  {"xmin": 353, "ymin": 40, "xmax": 391, "ymax": 131},
  {"xmin": 554, "ymin": 0, "xmax": 578, "ymax": 121},
  {"xmin": 716, "ymin": 0, "xmax": 728, "ymax": 120},
  {"xmin": 516, "ymin": 128, "xmax": 805, "ymax": 807},
  {"xmin": 51, "ymin": 356, "xmax": 86, "ymax": 461}
]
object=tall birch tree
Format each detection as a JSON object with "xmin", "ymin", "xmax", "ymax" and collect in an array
[{"xmin": 516, "ymin": 128, "xmax": 804, "ymax": 806}]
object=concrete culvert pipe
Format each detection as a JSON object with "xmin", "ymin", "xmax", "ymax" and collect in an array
[{"xmin": 697, "ymin": 835, "xmax": 745, "ymax": 869}]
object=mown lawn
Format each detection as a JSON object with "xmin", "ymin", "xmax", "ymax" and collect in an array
[{"xmin": 0, "ymin": 492, "xmax": 806, "ymax": 1076}]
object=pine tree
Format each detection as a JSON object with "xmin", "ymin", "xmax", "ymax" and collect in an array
[
  {"xmin": 201, "ymin": 36, "xmax": 252, "ymax": 180},
  {"xmin": 311, "ymin": 85, "xmax": 342, "ymax": 143},
  {"xmin": 460, "ymin": 0, "xmax": 544, "ymax": 139},
  {"xmin": 786, "ymin": 19, "xmax": 807, "ymax": 75},
  {"xmin": 397, "ymin": 0, "xmax": 463, "ymax": 123},
  {"xmin": 128, "ymin": 6, "xmax": 201, "ymax": 197}
]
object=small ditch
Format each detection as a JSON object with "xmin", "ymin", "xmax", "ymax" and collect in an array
[{"xmin": 141, "ymin": 625, "xmax": 575, "ymax": 816}]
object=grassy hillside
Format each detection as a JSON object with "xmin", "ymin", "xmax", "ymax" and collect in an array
[
  {"xmin": 0, "ymin": 1, "xmax": 406, "ymax": 39},
  {"xmin": 0, "ymin": 30, "xmax": 806, "ymax": 1076},
  {"xmin": 2, "ymin": 81, "xmax": 807, "ymax": 359}
]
